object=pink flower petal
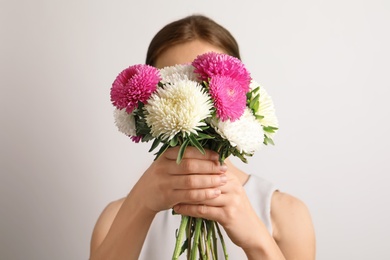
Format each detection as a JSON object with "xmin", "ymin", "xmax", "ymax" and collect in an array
[
  {"xmin": 192, "ymin": 52, "xmax": 251, "ymax": 93},
  {"xmin": 131, "ymin": 135, "xmax": 142, "ymax": 143},
  {"xmin": 110, "ymin": 64, "xmax": 160, "ymax": 113},
  {"xmin": 209, "ymin": 75, "xmax": 247, "ymax": 121}
]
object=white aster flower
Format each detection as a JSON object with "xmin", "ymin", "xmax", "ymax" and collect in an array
[
  {"xmin": 114, "ymin": 108, "xmax": 137, "ymax": 136},
  {"xmin": 159, "ymin": 64, "xmax": 199, "ymax": 84},
  {"xmin": 250, "ymin": 80, "xmax": 279, "ymax": 138},
  {"xmin": 211, "ymin": 108, "xmax": 264, "ymax": 154},
  {"xmin": 144, "ymin": 79, "xmax": 212, "ymax": 141}
]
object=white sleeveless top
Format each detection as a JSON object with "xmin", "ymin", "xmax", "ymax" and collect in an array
[{"xmin": 139, "ymin": 174, "xmax": 277, "ymax": 259}]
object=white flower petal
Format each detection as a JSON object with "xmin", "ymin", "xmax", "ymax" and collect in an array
[
  {"xmin": 144, "ymin": 80, "xmax": 212, "ymax": 141},
  {"xmin": 159, "ymin": 64, "xmax": 199, "ymax": 84},
  {"xmin": 250, "ymin": 81, "xmax": 279, "ymax": 138},
  {"xmin": 114, "ymin": 108, "xmax": 137, "ymax": 136},
  {"xmin": 211, "ymin": 108, "xmax": 264, "ymax": 154}
]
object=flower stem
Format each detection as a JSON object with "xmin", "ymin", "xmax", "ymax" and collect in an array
[
  {"xmin": 186, "ymin": 217, "xmax": 193, "ymax": 259},
  {"xmin": 206, "ymin": 220, "xmax": 215, "ymax": 259},
  {"xmin": 190, "ymin": 218, "xmax": 202, "ymax": 260},
  {"xmin": 172, "ymin": 215, "xmax": 189, "ymax": 260},
  {"xmin": 216, "ymin": 222, "xmax": 229, "ymax": 260},
  {"xmin": 200, "ymin": 220, "xmax": 207, "ymax": 259}
]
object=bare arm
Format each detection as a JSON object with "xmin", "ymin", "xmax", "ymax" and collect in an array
[
  {"xmin": 90, "ymin": 148, "xmax": 315, "ymax": 259},
  {"xmin": 89, "ymin": 147, "xmax": 227, "ymax": 259},
  {"xmin": 272, "ymin": 192, "xmax": 316, "ymax": 259},
  {"xmin": 173, "ymin": 164, "xmax": 316, "ymax": 260},
  {"xmin": 238, "ymin": 192, "xmax": 316, "ymax": 260},
  {"xmin": 90, "ymin": 194, "xmax": 155, "ymax": 260}
]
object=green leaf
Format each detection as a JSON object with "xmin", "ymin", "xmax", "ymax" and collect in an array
[
  {"xmin": 255, "ymin": 115, "xmax": 264, "ymax": 120},
  {"xmin": 179, "ymin": 238, "xmax": 189, "ymax": 256},
  {"xmin": 141, "ymin": 134, "xmax": 154, "ymax": 142},
  {"xmin": 153, "ymin": 143, "xmax": 170, "ymax": 161},
  {"xmin": 249, "ymin": 93, "xmax": 260, "ymax": 109},
  {"xmin": 177, "ymin": 139, "xmax": 190, "ymax": 164},
  {"xmin": 199, "ymin": 125, "xmax": 210, "ymax": 131},
  {"xmin": 264, "ymin": 136, "xmax": 275, "ymax": 145},
  {"xmin": 189, "ymin": 135, "xmax": 205, "ymax": 155},
  {"xmin": 253, "ymin": 100, "xmax": 259, "ymax": 112},
  {"xmin": 246, "ymin": 91, "xmax": 252, "ymax": 100},
  {"xmin": 169, "ymin": 136, "xmax": 178, "ymax": 147},
  {"xmin": 263, "ymin": 125, "xmax": 278, "ymax": 133},
  {"xmin": 255, "ymin": 114, "xmax": 265, "ymax": 120},
  {"xmin": 219, "ymin": 146, "xmax": 231, "ymax": 164},
  {"xmin": 233, "ymin": 150, "xmax": 248, "ymax": 164},
  {"xmin": 196, "ymin": 132, "xmax": 215, "ymax": 140},
  {"xmin": 252, "ymin": 86, "xmax": 260, "ymax": 93},
  {"xmin": 149, "ymin": 138, "xmax": 161, "ymax": 152}
]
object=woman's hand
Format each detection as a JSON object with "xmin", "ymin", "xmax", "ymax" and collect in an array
[
  {"xmin": 90, "ymin": 147, "xmax": 228, "ymax": 259},
  {"xmin": 172, "ymin": 166, "xmax": 265, "ymax": 249},
  {"xmin": 172, "ymin": 164, "xmax": 315, "ymax": 260},
  {"xmin": 131, "ymin": 146, "xmax": 228, "ymax": 216}
]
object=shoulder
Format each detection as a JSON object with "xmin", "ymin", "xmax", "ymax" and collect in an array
[
  {"xmin": 102, "ymin": 197, "xmax": 126, "ymax": 217},
  {"xmin": 97, "ymin": 197, "xmax": 126, "ymax": 226},
  {"xmin": 271, "ymin": 191, "xmax": 316, "ymax": 258},
  {"xmin": 90, "ymin": 198, "xmax": 126, "ymax": 253}
]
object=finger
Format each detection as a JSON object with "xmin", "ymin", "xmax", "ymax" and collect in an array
[
  {"xmin": 164, "ymin": 146, "xmax": 219, "ymax": 161},
  {"xmin": 172, "ymin": 188, "xmax": 222, "ymax": 204},
  {"xmin": 173, "ymin": 204, "xmax": 223, "ymax": 222},
  {"xmin": 176, "ymin": 158, "xmax": 227, "ymax": 175},
  {"xmin": 179, "ymin": 191, "xmax": 230, "ymax": 207},
  {"xmin": 162, "ymin": 156, "xmax": 227, "ymax": 175},
  {"xmin": 171, "ymin": 174, "xmax": 227, "ymax": 189},
  {"xmin": 178, "ymin": 178, "xmax": 244, "ymax": 207}
]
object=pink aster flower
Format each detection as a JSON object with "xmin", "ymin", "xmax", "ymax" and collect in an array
[
  {"xmin": 192, "ymin": 52, "xmax": 251, "ymax": 92},
  {"xmin": 209, "ymin": 75, "xmax": 247, "ymax": 121},
  {"xmin": 110, "ymin": 64, "xmax": 160, "ymax": 113},
  {"xmin": 131, "ymin": 135, "xmax": 142, "ymax": 143}
]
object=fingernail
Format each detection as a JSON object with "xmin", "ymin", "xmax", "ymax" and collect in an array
[
  {"xmin": 220, "ymin": 165, "xmax": 228, "ymax": 172},
  {"xmin": 220, "ymin": 174, "xmax": 227, "ymax": 184},
  {"xmin": 211, "ymin": 153, "xmax": 219, "ymax": 161}
]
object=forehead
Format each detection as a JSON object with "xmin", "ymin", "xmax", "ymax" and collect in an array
[{"xmin": 154, "ymin": 40, "xmax": 225, "ymax": 68}]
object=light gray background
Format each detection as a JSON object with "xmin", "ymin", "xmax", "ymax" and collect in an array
[{"xmin": 1, "ymin": 0, "xmax": 389, "ymax": 259}]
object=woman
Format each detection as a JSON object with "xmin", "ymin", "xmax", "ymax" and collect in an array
[{"xmin": 90, "ymin": 15, "xmax": 316, "ymax": 260}]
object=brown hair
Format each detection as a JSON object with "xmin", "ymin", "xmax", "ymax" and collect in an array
[{"xmin": 145, "ymin": 15, "xmax": 240, "ymax": 66}]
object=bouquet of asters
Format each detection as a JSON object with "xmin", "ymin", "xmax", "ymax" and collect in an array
[{"xmin": 110, "ymin": 52, "xmax": 278, "ymax": 260}]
